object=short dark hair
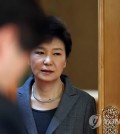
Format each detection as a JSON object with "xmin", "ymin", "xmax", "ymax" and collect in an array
[
  {"xmin": 0, "ymin": 0, "xmax": 46, "ymax": 51},
  {"xmin": 36, "ymin": 16, "xmax": 72, "ymax": 58}
]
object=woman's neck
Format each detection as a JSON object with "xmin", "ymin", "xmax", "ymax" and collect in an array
[{"xmin": 34, "ymin": 77, "xmax": 63, "ymax": 100}]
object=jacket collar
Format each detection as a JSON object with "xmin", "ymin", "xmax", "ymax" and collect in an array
[{"xmin": 17, "ymin": 75, "xmax": 79, "ymax": 134}]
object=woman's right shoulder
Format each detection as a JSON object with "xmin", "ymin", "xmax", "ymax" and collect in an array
[{"xmin": 17, "ymin": 76, "xmax": 34, "ymax": 94}]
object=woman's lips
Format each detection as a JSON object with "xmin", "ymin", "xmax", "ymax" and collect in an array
[{"xmin": 41, "ymin": 70, "xmax": 54, "ymax": 74}]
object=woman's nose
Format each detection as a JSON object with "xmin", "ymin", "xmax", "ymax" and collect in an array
[{"xmin": 43, "ymin": 56, "xmax": 52, "ymax": 65}]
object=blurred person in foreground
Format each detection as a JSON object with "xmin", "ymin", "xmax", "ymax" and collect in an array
[
  {"xmin": 17, "ymin": 16, "xmax": 96, "ymax": 134},
  {"xmin": 0, "ymin": 0, "xmax": 46, "ymax": 133}
]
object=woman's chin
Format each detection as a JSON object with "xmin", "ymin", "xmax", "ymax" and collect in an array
[{"xmin": 36, "ymin": 75, "xmax": 59, "ymax": 83}]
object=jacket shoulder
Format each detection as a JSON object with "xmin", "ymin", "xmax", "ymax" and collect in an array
[
  {"xmin": 17, "ymin": 76, "xmax": 34, "ymax": 94},
  {"xmin": 73, "ymin": 87, "xmax": 96, "ymax": 103}
]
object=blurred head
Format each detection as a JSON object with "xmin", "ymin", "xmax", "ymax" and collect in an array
[
  {"xmin": 29, "ymin": 16, "xmax": 72, "ymax": 82},
  {"xmin": 0, "ymin": 0, "xmax": 46, "ymax": 51},
  {"xmin": 0, "ymin": 0, "xmax": 46, "ymax": 99},
  {"xmin": 0, "ymin": 24, "xmax": 28, "ymax": 90}
]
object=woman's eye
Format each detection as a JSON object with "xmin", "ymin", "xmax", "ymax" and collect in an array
[
  {"xmin": 54, "ymin": 53, "xmax": 61, "ymax": 56},
  {"xmin": 35, "ymin": 51, "xmax": 44, "ymax": 55}
]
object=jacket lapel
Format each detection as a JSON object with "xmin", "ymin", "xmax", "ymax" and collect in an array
[
  {"xmin": 46, "ymin": 76, "xmax": 79, "ymax": 134},
  {"xmin": 17, "ymin": 77, "xmax": 38, "ymax": 134}
]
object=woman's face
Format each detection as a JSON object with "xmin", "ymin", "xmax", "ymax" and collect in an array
[{"xmin": 29, "ymin": 38, "xmax": 67, "ymax": 82}]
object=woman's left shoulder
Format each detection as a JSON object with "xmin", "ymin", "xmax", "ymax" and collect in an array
[{"xmin": 72, "ymin": 87, "xmax": 96, "ymax": 103}]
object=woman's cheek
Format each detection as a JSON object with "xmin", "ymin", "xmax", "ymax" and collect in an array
[{"xmin": 32, "ymin": 61, "xmax": 42, "ymax": 74}]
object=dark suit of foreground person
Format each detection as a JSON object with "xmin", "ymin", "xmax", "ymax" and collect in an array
[
  {"xmin": 17, "ymin": 16, "xmax": 96, "ymax": 134},
  {"xmin": 0, "ymin": 95, "xmax": 26, "ymax": 134}
]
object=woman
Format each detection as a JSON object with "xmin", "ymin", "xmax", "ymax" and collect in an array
[{"xmin": 17, "ymin": 16, "xmax": 96, "ymax": 134}]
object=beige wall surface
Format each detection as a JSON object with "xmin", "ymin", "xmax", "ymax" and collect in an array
[{"xmin": 40, "ymin": 0, "xmax": 98, "ymax": 89}]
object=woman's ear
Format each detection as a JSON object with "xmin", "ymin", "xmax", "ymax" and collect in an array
[{"xmin": 63, "ymin": 59, "xmax": 67, "ymax": 68}]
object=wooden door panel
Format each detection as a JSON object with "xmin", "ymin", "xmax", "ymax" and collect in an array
[{"xmin": 98, "ymin": 0, "xmax": 120, "ymax": 133}]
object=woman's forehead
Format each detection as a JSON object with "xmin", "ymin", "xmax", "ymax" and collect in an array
[{"xmin": 37, "ymin": 38, "xmax": 65, "ymax": 50}]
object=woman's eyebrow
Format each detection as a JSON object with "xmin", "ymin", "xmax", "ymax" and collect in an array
[
  {"xmin": 53, "ymin": 48, "xmax": 63, "ymax": 51},
  {"xmin": 36, "ymin": 47, "xmax": 63, "ymax": 51}
]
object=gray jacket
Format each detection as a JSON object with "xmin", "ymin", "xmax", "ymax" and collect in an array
[{"xmin": 17, "ymin": 75, "xmax": 96, "ymax": 134}]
